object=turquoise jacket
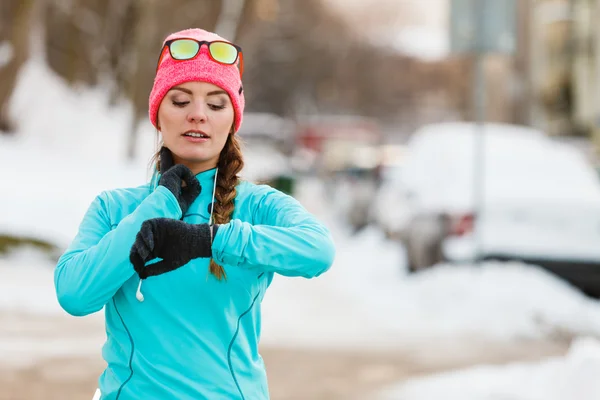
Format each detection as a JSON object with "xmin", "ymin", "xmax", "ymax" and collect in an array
[{"xmin": 54, "ymin": 168, "xmax": 335, "ymax": 400}]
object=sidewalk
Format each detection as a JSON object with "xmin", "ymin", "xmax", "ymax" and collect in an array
[{"xmin": 0, "ymin": 311, "xmax": 570, "ymax": 400}]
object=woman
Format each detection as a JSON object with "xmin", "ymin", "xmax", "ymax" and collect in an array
[{"xmin": 54, "ymin": 28, "xmax": 335, "ymax": 400}]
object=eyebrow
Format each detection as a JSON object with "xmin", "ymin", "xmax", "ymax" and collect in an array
[
  {"xmin": 207, "ymin": 90, "xmax": 228, "ymax": 97},
  {"xmin": 169, "ymin": 87, "xmax": 192, "ymax": 94},
  {"xmin": 169, "ymin": 87, "xmax": 228, "ymax": 97}
]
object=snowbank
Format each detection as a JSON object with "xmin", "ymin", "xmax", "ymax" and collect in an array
[
  {"xmin": 262, "ymin": 225, "xmax": 600, "ymax": 349},
  {"xmin": 379, "ymin": 337, "xmax": 600, "ymax": 400}
]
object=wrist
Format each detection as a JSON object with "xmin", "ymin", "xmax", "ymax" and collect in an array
[{"xmin": 210, "ymin": 224, "xmax": 219, "ymax": 244}]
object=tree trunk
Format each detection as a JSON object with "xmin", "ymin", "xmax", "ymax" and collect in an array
[
  {"xmin": 125, "ymin": 0, "xmax": 159, "ymax": 160},
  {"xmin": 214, "ymin": 0, "xmax": 247, "ymax": 41},
  {"xmin": 0, "ymin": 0, "xmax": 34, "ymax": 134}
]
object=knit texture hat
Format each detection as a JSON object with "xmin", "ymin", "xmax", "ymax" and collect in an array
[{"xmin": 149, "ymin": 28, "xmax": 244, "ymax": 132}]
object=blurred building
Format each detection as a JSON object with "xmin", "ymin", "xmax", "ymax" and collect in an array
[
  {"xmin": 528, "ymin": 0, "xmax": 600, "ymax": 155},
  {"xmin": 570, "ymin": 0, "xmax": 600, "ymax": 153},
  {"xmin": 528, "ymin": 0, "xmax": 571, "ymax": 136}
]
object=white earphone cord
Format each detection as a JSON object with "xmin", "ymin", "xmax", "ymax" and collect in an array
[{"xmin": 210, "ymin": 168, "xmax": 218, "ymax": 226}]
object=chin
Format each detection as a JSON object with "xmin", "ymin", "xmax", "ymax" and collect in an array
[
  {"xmin": 174, "ymin": 146, "xmax": 207, "ymax": 160},
  {"xmin": 178, "ymin": 149, "xmax": 218, "ymax": 165}
]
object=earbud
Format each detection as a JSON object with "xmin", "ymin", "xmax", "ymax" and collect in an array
[{"xmin": 136, "ymin": 279, "xmax": 144, "ymax": 302}]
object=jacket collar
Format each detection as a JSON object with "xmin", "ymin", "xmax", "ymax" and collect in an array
[{"xmin": 195, "ymin": 167, "xmax": 217, "ymax": 187}]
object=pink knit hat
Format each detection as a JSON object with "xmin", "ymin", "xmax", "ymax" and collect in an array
[{"xmin": 149, "ymin": 28, "xmax": 245, "ymax": 133}]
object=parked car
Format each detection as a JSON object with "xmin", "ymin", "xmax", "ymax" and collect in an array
[{"xmin": 376, "ymin": 122, "xmax": 600, "ymax": 297}]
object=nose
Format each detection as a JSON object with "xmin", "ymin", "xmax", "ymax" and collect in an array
[{"xmin": 187, "ymin": 102, "xmax": 207, "ymax": 124}]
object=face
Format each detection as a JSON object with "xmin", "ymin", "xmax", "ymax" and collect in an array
[{"xmin": 157, "ymin": 81, "xmax": 235, "ymax": 174}]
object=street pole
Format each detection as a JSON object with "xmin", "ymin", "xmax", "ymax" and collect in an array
[
  {"xmin": 472, "ymin": 0, "xmax": 486, "ymax": 265},
  {"xmin": 451, "ymin": 0, "xmax": 516, "ymax": 265}
]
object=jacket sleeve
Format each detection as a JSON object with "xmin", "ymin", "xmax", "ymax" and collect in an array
[
  {"xmin": 54, "ymin": 186, "xmax": 181, "ymax": 316},
  {"xmin": 211, "ymin": 186, "xmax": 335, "ymax": 278}
]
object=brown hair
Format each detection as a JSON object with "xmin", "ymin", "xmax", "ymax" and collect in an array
[
  {"xmin": 152, "ymin": 132, "xmax": 244, "ymax": 281},
  {"xmin": 209, "ymin": 133, "xmax": 244, "ymax": 280}
]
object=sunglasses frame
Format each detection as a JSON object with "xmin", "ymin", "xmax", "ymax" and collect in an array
[{"xmin": 156, "ymin": 38, "xmax": 244, "ymax": 77}]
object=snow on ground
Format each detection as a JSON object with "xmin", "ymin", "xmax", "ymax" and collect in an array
[
  {"xmin": 0, "ymin": 133, "xmax": 148, "ymax": 249},
  {"xmin": 379, "ymin": 336, "xmax": 600, "ymax": 400},
  {"xmin": 261, "ymin": 223, "xmax": 600, "ymax": 349},
  {"xmin": 0, "ymin": 251, "xmax": 64, "ymax": 315},
  {"xmin": 0, "ymin": 252, "xmax": 105, "ymax": 367}
]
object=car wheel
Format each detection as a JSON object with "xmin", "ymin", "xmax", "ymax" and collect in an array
[{"xmin": 405, "ymin": 241, "xmax": 427, "ymax": 273}]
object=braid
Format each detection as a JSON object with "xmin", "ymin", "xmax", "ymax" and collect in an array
[{"xmin": 210, "ymin": 134, "xmax": 244, "ymax": 280}]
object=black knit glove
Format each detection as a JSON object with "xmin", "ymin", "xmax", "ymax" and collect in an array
[
  {"xmin": 158, "ymin": 147, "xmax": 201, "ymax": 215},
  {"xmin": 130, "ymin": 218, "xmax": 219, "ymax": 279}
]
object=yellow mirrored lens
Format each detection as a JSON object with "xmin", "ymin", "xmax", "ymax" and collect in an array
[
  {"xmin": 170, "ymin": 39, "xmax": 199, "ymax": 60},
  {"xmin": 209, "ymin": 42, "xmax": 238, "ymax": 64}
]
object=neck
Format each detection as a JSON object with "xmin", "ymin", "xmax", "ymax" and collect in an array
[
  {"xmin": 173, "ymin": 157, "xmax": 218, "ymax": 176},
  {"xmin": 188, "ymin": 164, "xmax": 217, "ymax": 176}
]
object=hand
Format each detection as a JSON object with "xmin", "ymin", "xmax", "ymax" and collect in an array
[
  {"xmin": 130, "ymin": 218, "xmax": 217, "ymax": 279},
  {"xmin": 158, "ymin": 147, "xmax": 201, "ymax": 215}
]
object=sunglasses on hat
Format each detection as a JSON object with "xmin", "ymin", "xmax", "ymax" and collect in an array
[{"xmin": 156, "ymin": 38, "xmax": 244, "ymax": 76}]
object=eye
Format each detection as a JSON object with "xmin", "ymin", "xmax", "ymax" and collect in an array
[
  {"xmin": 172, "ymin": 100, "xmax": 189, "ymax": 107},
  {"xmin": 208, "ymin": 103, "xmax": 226, "ymax": 111}
]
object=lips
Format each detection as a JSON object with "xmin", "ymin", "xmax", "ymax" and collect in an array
[{"xmin": 183, "ymin": 130, "xmax": 210, "ymax": 138}]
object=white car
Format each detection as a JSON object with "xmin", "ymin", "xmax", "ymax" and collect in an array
[{"xmin": 385, "ymin": 122, "xmax": 600, "ymax": 296}]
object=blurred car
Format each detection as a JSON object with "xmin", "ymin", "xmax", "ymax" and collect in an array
[
  {"xmin": 236, "ymin": 112, "xmax": 295, "ymax": 193},
  {"xmin": 378, "ymin": 122, "xmax": 600, "ymax": 296}
]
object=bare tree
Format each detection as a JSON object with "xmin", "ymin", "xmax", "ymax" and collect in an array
[
  {"xmin": 0, "ymin": 0, "xmax": 35, "ymax": 134},
  {"xmin": 214, "ymin": 0, "xmax": 246, "ymax": 40},
  {"xmin": 0, "ymin": 0, "xmax": 471, "ymax": 147}
]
